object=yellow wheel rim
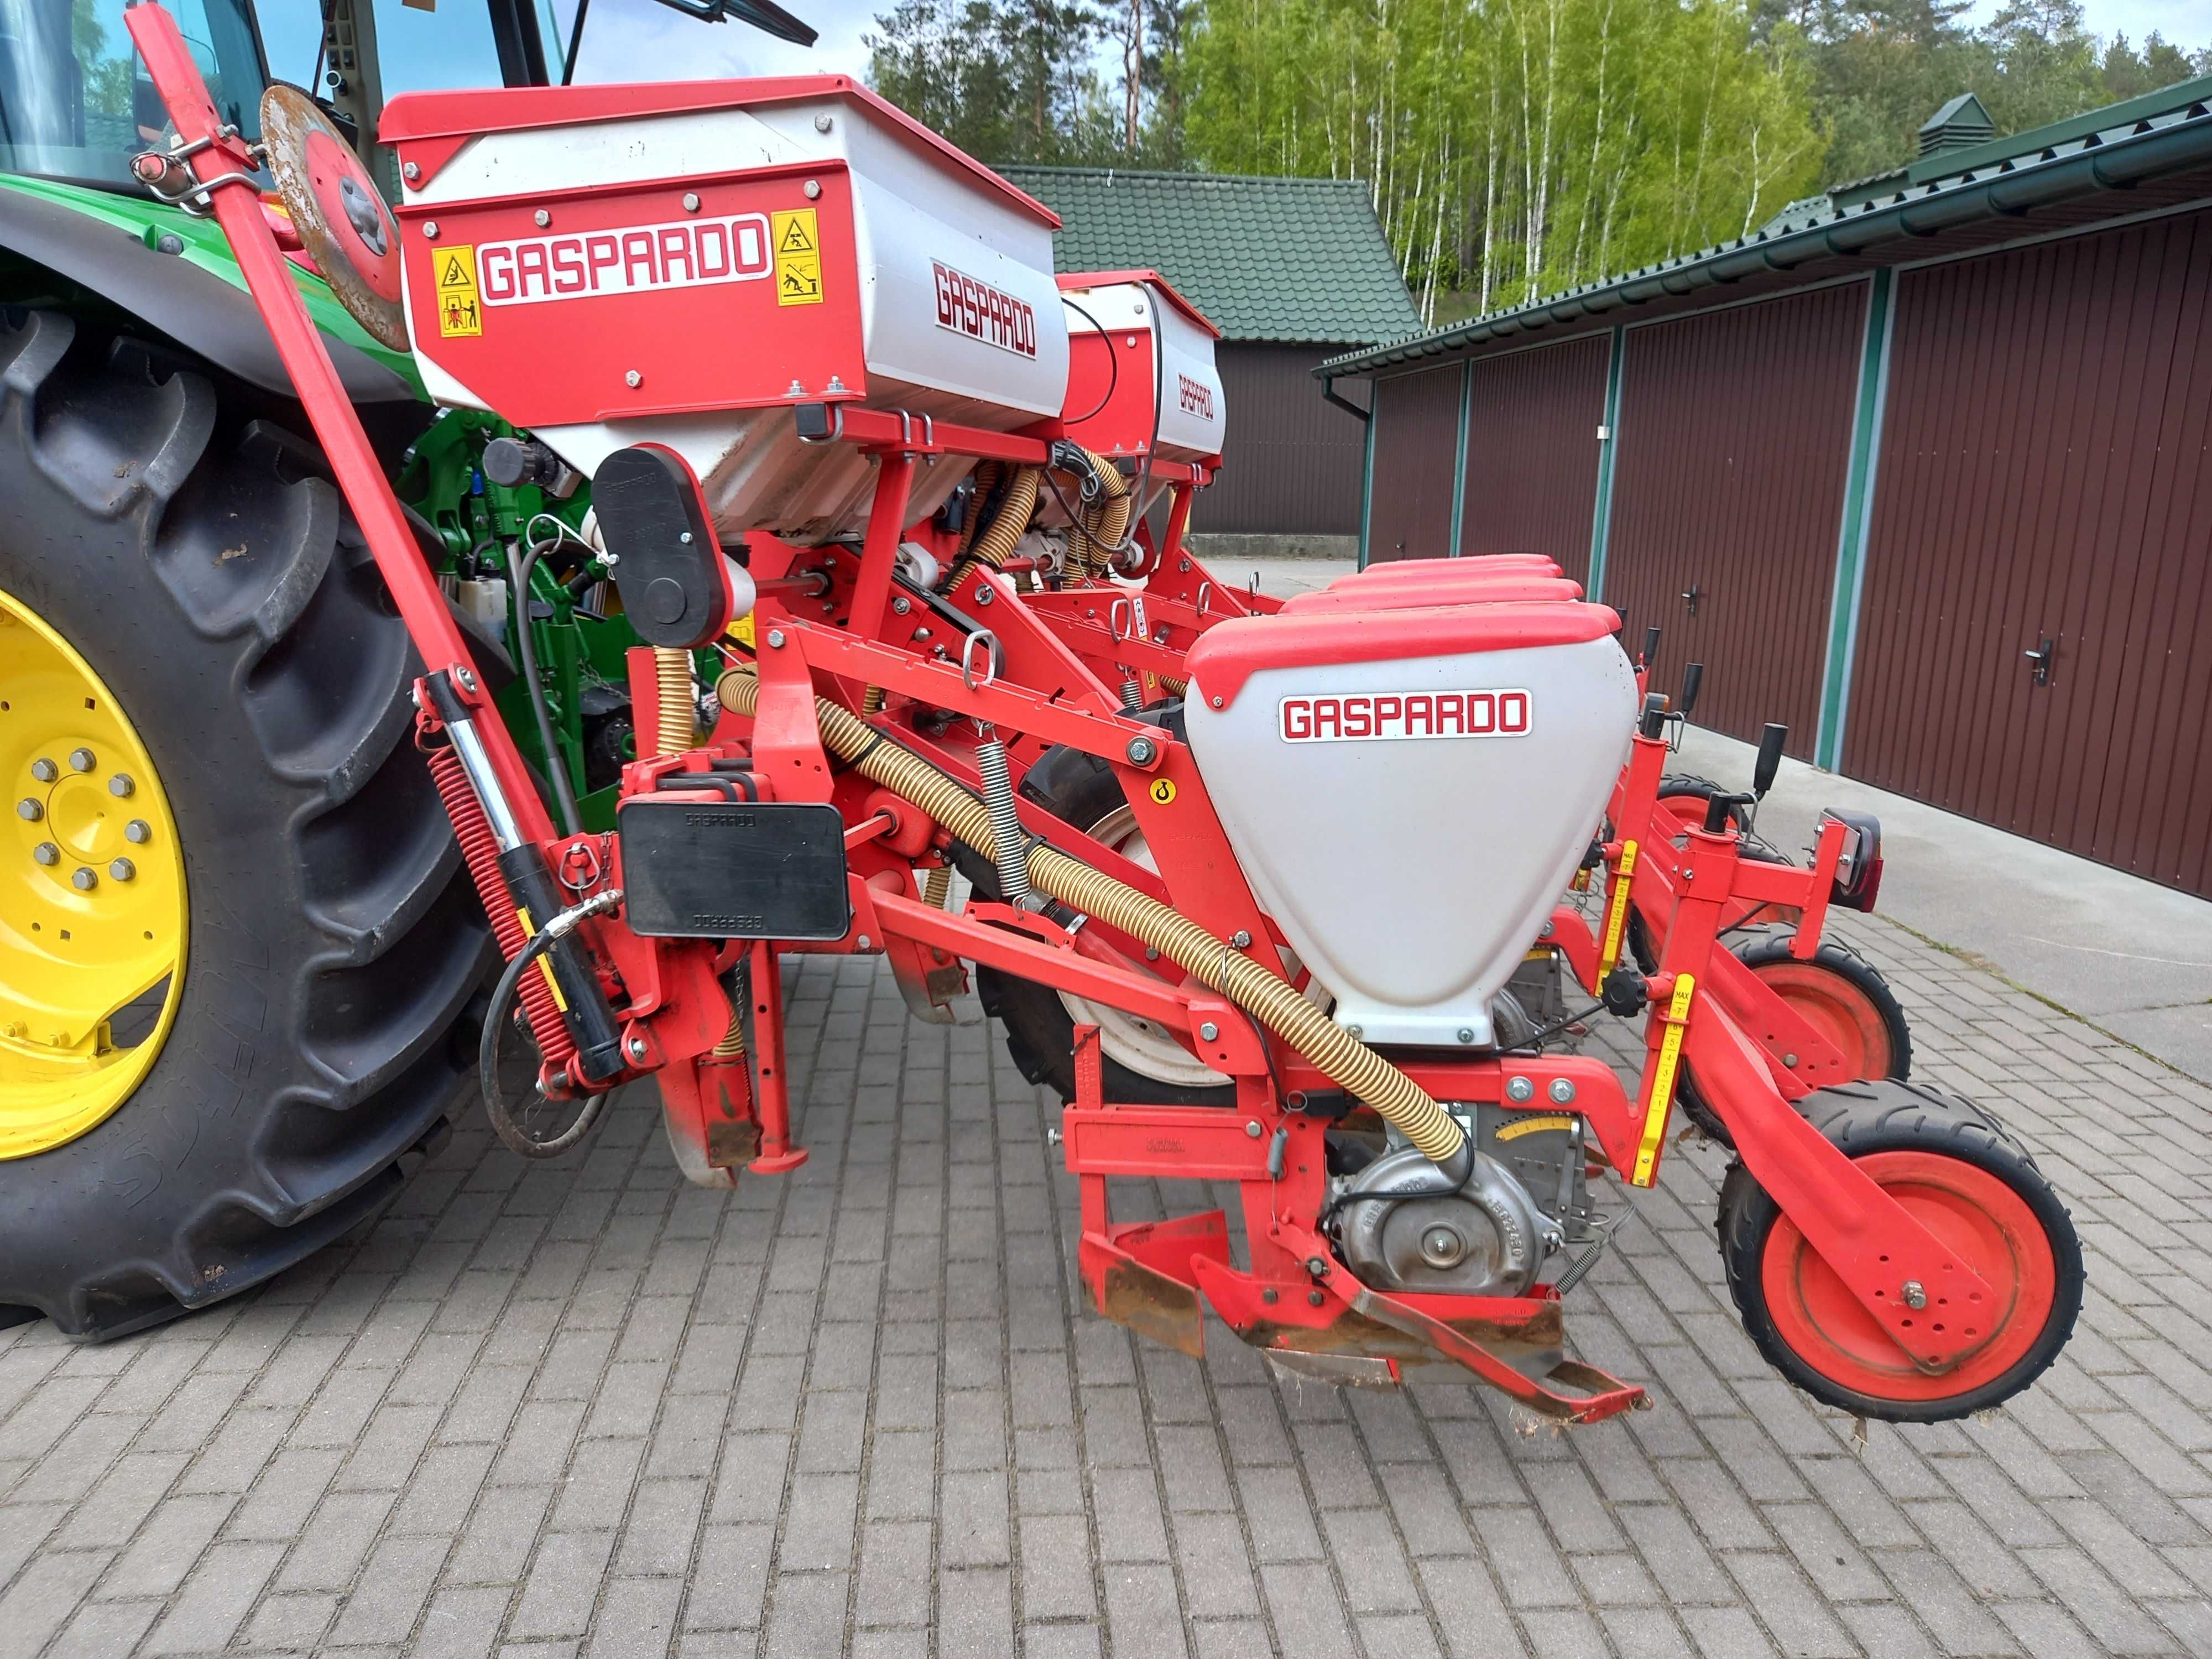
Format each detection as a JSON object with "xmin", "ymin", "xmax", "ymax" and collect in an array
[{"xmin": 0, "ymin": 586, "xmax": 187, "ymax": 1159}]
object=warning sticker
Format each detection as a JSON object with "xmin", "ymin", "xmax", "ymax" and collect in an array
[
  {"xmin": 772, "ymin": 209, "xmax": 822, "ymax": 307},
  {"xmin": 434, "ymin": 245, "xmax": 483, "ymax": 337},
  {"xmin": 1147, "ymin": 777, "xmax": 1177, "ymax": 806}
]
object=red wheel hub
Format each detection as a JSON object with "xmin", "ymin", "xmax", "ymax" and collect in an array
[
  {"xmin": 1760, "ymin": 1150, "xmax": 2056, "ymax": 1401},
  {"xmin": 1752, "ymin": 959, "xmax": 1891, "ymax": 1077}
]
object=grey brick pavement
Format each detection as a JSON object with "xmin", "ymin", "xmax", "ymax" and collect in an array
[{"xmin": 5, "ymin": 910, "xmax": 2212, "ymax": 1656}]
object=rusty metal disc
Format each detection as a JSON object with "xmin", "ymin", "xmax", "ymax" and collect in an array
[{"xmin": 258, "ymin": 84, "xmax": 409, "ymax": 352}]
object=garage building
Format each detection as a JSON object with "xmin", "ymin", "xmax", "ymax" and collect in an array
[
  {"xmin": 998, "ymin": 166, "xmax": 1421, "ymax": 557},
  {"xmin": 1322, "ymin": 79, "xmax": 2212, "ymax": 899}
]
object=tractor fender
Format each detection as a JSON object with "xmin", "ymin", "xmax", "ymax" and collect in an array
[{"xmin": 0, "ymin": 184, "xmax": 415, "ymax": 404}]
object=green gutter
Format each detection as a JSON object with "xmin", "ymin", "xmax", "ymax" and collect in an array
[
  {"xmin": 1358, "ymin": 403, "xmax": 1376, "ymax": 569},
  {"xmin": 1815, "ymin": 268, "xmax": 1894, "ymax": 769},
  {"xmin": 1447, "ymin": 362, "xmax": 1472, "ymax": 557},
  {"xmin": 1587, "ymin": 326, "xmax": 1625, "ymax": 601}
]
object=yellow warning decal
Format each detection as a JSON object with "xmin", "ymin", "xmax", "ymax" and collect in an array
[
  {"xmin": 1631, "ymin": 973, "xmax": 1695, "ymax": 1187},
  {"xmin": 727, "ymin": 613, "xmax": 757, "ymax": 648},
  {"xmin": 434, "ymin": 245, "xmax": 483, "ymax": 337},
  {"xmin": 1495, "ymin": 1113, "xmax": 1574, "ymax": 1142},
  {"xmin": 773, "ymin": 209, "xmax": 823, "ymax": 306},
  {"xmin": 1147, "ymin": 777, "xmax": 1177, "ymax": 805},
  {"xmin": 1595, "ymin": 839, "xmax": 1638, "ymax": 982}
]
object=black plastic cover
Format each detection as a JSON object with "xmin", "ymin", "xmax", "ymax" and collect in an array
[
  {"xmin": 618, "ymin": 797, "xmax": 851, "ymax": 940},
  {"xmin": 594, "ymin": 445, "xmax": 729, "ymax": 648}
]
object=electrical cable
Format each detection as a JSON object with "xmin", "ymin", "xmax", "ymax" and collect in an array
[
  {"xmin": 507, "ymin": 530, "xmax": 583, "ymax": 837},
  {"xmin": 1057, "ymin": 294, "xmax": 1120, "ymax": 426}
]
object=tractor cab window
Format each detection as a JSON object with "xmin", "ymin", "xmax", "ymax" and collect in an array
[{"xmin": 0, "ymin": 0, "xmax": 268, "ymax": 190}]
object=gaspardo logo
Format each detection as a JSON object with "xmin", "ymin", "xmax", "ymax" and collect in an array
[
  {"xmin": 1279, "ymin": 690, "xmax": 1532, "ymax": 742},
  {"xmin": 477, "ymin": 215, "xmax": 773, "ymax": 306},
  {"xmin": 931, "ymin": 260, "xmax": 1039, "ymax": 358}
]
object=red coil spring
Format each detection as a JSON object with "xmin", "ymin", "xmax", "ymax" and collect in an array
[{"xmin": 425, "ymin": 742, "xmax": 577, "ymax": 1072}]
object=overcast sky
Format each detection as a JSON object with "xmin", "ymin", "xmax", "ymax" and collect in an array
[{"xmin": 259, "ymin": 0, "xmax": 2204, "ymax": 107}]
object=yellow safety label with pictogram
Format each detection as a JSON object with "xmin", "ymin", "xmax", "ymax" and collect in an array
[
  {"xmin": 1631, "ymin": 973, "xmax": 1695, "ymax": 1187},
  {"xmin": 1147, "ymin": 777, "xmax": 1177, "ymax": 806},
  {"xmin": 772, "ymin": 210, "xmax": 823, "ymax": 306},
  {"xmin": 434, "ymin": 245, "xmax": 483, "ymax": 337}
]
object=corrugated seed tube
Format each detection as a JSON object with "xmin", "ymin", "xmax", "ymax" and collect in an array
[{"xmin": 713, "ymin": 667, "xmax": 1465, "ymax": 1163}]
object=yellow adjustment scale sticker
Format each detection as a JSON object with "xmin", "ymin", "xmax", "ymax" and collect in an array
[
  {"xmin": 1495, "ymin": 1113, "xmax": 1575, "ymax": 1142},
  {"xmin": 1631, "ymin": 973, "xmax": 1696, "ymax": 1187},
  {"xmin": 1595, "ymin": 839, "xmax": 1639, "ymax": 980},
  {"xmin": 434, "ymin": 245, "xmax": 483, "ymax": 337},
  {"xmin": 773, "ymin": 209, "xmax": 823, "ymax": 306}
]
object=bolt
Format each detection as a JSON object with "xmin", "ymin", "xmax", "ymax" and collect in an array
[
  {"xmin": 626, "ymin": 1036, "xmax": 649, "ymax": 1061},
  {"xmin": 1179, "ymin": 558, "xmax": 1192, "ymax": 572},
  {"xmin": 108, "ymin": 774, "xmax": 133, "ymax": 797},
  {"xmin": 1198, "ymin": 1021, "xmax": 1219, "ymax": 1042},
  {"xmin": 126, "ymin": 820, "xmax": 150, "ymax": 843},
  {"xmin": 1125, "ymin": 735, "xmax": 1156, "ymax": 765},
  {"xmin": 1540, "ymin": 920, "xmax": 1554, "ymax": 938},
  {"xmin": 1308, "ymin": 1288, "xmax": 1326, "ymax": 1307},
  {"xmin": 534, "ymin": 208, "xmax": 551, "ymax": 227},
  {"xmin": 679, "ymin": 531, "xmax": 693, "ymax": 545},
  {"xmin": 424, "ymin": 221, "xmax": 439, "ymax": 238},
  {"xmin": 157, "ymin": 232, "xmax": 185, "ymax": 255},
  {"xmin": 766, "ymin": 629, "xmax": 787, "ymax": 649},
  {"xmin": 1144, "ymin": 947, "xmax": 1160, "ymax": 962},
  {"xmin": 1261, "ymin": 1287, "xmax": 1278, "ymax": 1305},
  {"xmin": 403, "ymin": 160, "xmax": 421, "ymax": 182},
  {"xmin": 1046, "ymin": 1127, "xmax": 1062, "ymax": 1146},
  {"xmin": 1548, "ymin": 1077, "xmax": 1577, "ymax": 1104},
  {"xmin": 813, "ymin": 113, "xmax": 833, "ymax": 132},
  {"xmin": 1901, "ymin": 1280, "xmax": 1927, "ymax": 1309},
  {"xmin": 891, "ymin": 595, "xmax": 912, "ymax": 615},
  {"xmin": 67, "ymin": 748, "xmax": 95, "ymax": 772},
  {"xmin": 1682, "ymin": 869, "xmax": 1695, "ymax": 883},
  {"xmin": 973, "ymin": 584, "xmax": 993, "ymax": 605},
  {"xmin": 856, "ymin": 935, "xmax": 872, "ymax": 950},
  {"xmin": 30, "ymin": 758, "xmax": 56, "ymax": 783},
  {"xmin": 1244, "ymin": 1120, "xmax": 1262, "ymax": 1139},
  {"xmin": 803, "ymin": 179, "xmax": 822, "ymax": 200},
  {"xmin": 683, "ymin": 192, "xmax": 701, "ymax": 211},
  {"xmin": 33, "ymin": 842, "xmax": 58, "ymax": 865},
  {"xmin": 911, "ymin": 627, "xmax": 932, "ymax": 642},
  {"xmin": 1345, "ymin": 1024, "xmax": 1363, "ymax": 1039},
  {"xmin": 1230, "ymin": 930, "xmax": 1252, "ymax": 948},
  {"xmin": 1457, "ymin": 1027, "xmax": 1477, "ymax": 1045},
  {"xmin": 1506, "ymin": 1074, "xmax": 1536, "ymax": 1103},
  {"xmin": 1210, "ymin": 696, "xmax": 1224, "ymax": 708},
  {"xmin": 108, "ymin": 858, "xmax": 134, "ymax": 881},
  {"xmin": 456, "ymin": 667, "xmax": 478, "ymax": 693},
  {"xmin": 625, "ymin": 369, "xmax": 643, "ymax": 388},
  {"xmin": 71, "ymin": 867, "xmax": 96, "ymax": 891},
  {"xmin": 15, "ymin": 800, "xmax": 40, "ymax": 821},
  {"xmin": 1782, "ymin": 1052, "xmax": 1799, "ymax": 1067}
]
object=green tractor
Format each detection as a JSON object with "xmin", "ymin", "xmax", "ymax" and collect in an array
[{"xmin": 0, "ymin": 0, "xmax": 810, "ymax": 1337}]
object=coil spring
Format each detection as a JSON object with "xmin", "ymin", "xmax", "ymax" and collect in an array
[
  {"xmin": 425, "ymin": 743, "xmax": 577, "ymax": 1071},
  {"xmin": 974, "ymin": 735, "xmax": 1032, "ymax": 909},
  {"xmin": 1120, "ymin": 676, "xmax": 1144, "ymax": 711}
]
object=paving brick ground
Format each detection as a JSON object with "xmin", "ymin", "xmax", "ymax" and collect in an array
[{"xmin": 6, "ymin": 908, "xmax": 2212, "ymax": 1657}]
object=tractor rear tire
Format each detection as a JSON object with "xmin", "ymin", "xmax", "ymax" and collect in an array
[
  {"xmin": 1717, "ymin": 1078, "xmax": 2082, "ymax": 1421},
  {"xmin": 0, "ymin": 311, "xmax": 490, "ymax": 1339}
]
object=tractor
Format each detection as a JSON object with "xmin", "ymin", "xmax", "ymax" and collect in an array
[{"xmin": 0, "ymin": 0, "xmax": 806, "ymax": 1336}]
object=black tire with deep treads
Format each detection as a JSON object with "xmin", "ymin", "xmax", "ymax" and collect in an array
[
  {"xmin": 1716, "ymin": 1078, "xmax": 2083, "ymax": 1421},
  {"xmin": 0, "ymin": 311, "xmax": 491, "ymax": 1339}
]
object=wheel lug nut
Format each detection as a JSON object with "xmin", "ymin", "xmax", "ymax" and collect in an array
[
  {"xmin": 15, "ymin": 799, "xmax": 40, "ymax": 821},
  {"xmin": 30, "ymin": 758, "xmax": 56, "ymax": 783},
  {"xmin": 71, "ymin": 867, "xmax": 97, "ymax": 890},
  {"xmin": 109, "ymin": 858, "xmax": 135, "ymax": 881},
  {"xmin": 108, "ymin": 774, "xmax": 134, "ymax": 797},
  {"xmin": 33, "ymin": 842, "xmax": 59, "ymax": 865},
  {"xmin": 67, "ymin": 748, "xmax": 95, "ymax": 772},
  {"xmin": 126, "ymin": 820, "xmax": 150, "ymax": 844}
]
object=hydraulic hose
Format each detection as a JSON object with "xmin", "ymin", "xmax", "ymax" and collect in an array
[
  {"xmin": 713, "ymin": 668, "xmax": 1466, "ymax": 1164},
  {"xmin": 944, "ymin": 465, "xmax": 1040, "ymax": 591}
]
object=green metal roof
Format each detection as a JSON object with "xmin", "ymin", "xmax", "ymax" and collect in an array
[
  {"xmin": 992, "ymin": 166, "xmax": 1422, "ymax": 347},
  {"xmin": 1321, "ymin": 78, "xmax": 2212, "ymax": 378}
]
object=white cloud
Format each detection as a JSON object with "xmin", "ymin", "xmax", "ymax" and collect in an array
[{"xmin": 559, "ymin": 0, "xmax": 882, "ymax": 84}]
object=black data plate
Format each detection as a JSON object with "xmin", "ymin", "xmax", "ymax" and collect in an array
[{"xmin": 618, "ymin": 799, "xmax": 851, "ymax": 940}]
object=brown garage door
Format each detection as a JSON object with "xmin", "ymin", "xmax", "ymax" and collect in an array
[
  {"xmin": 1600, "ymin": 282, "xmax": 1870, "ymax": 756},
  {"xmin": 1460, "ymin": 334, "xmax": 1613, "ymax": 583},
  {"xmin": 1364, "ymin": 364, "xmax": 1463, "ymax": 563},
  {"xmin": 1197, "ymin": 343, "xmax": 1366, "ymax": 536},
  {"xmin": 1843, "ymin": 207, "xmax": 2212, "ymax": 897}
]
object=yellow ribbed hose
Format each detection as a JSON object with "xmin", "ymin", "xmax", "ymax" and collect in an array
[
  {"xmin": 943, "ymin": 466, "xmax": 1040, "ymax": 591},
  {"xmin": 713, "ymin": 669, "xmax": 1464, "ymax": 1163},
  {"xmin": 1067, "ymin": 450, "xmax": 1133, "ymax": 584},
  {"xmin": 655, "ymin": 648, "xmax": 744, "ymax": 1059},
  {"xmin": 922, "ymin": 865, "xmax": 953, "ymax": 909}
]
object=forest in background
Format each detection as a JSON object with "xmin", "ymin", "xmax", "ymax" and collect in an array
[{"xmin": 867, "ymin": 0, "xmax": 2211, "ymax": 324}]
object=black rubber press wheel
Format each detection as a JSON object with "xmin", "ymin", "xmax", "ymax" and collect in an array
[{"xmin": 1718, "ymin": 1079, "xmax": 2081, "ymax": 1421}]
